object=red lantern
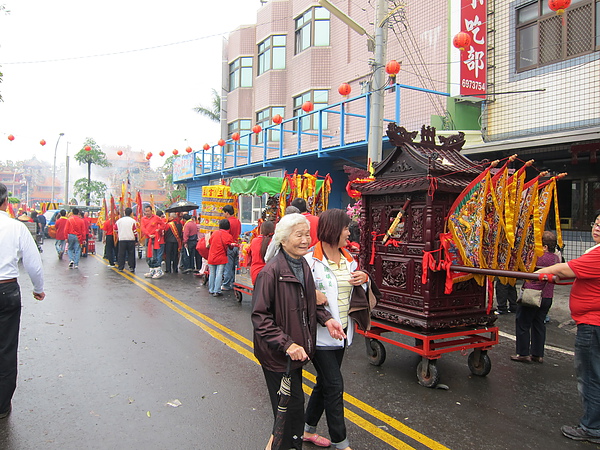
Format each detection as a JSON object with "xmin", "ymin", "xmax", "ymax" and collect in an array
[
  {"xmin": 203, "ymin": 143, "xmax": 210, "ymax": 151},
  {"xmin": 453, "ymin": 32, "xmax": 471, "ymax": 51},
  {"xmin": 548, "ymin": 0, "xmax": 571, "ymax": 14},
  {"xmin": 147, "ymin": 152, "xmax": 153, "ymax": 158},
  {"xmin": 84, "ymin": 145, "xmax": 92, "ymax": 152},
  {"xmin": 186, "ymin": 146, "xmax": 192, "ymax": 153},
  {"xmin": 338, "ymin": 83, "xmax": 351, "ymax": 97},
  {"xmin": 272, "ymin": 114, "xmax": 283, "ymax": 124},
  {"xmin": 252, "ymin": 125, "xmax": 262, "ymax": 134},
  {"xmin": 40, "ymin": 139, "xmax": 46, "ymax": 146},
  {"xmin": 7, "ymin": 135, "xmax": 14, "ymax": 141},
  {"xmin": 173, "ymin": 149, "xmax": 179, "ymax": 155},
  {"xmin": 302, "ymin": 101, "xmax": 314, "ymax": 113},
  {"xmin": 231, "ymin": 132, "xmax": 240, "ymax": 141},
  {"xmin": 159, "ymin": 150, "xmax": 165, "ymax": 157},
  {"xmin": 385, "ymin": 60, "xmax": 401, "ymax": 76},
  {"xmin": 117, "ymin": 150, "xmax": 123, "ymax": 156},
  {"xmin": 218, "ymin": 139, "xmax": 225, "ymax": 147}
]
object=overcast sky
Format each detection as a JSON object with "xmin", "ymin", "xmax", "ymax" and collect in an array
[{"xmin": 0, "ymin": 0, "xmax": 262, "ymax": 169}]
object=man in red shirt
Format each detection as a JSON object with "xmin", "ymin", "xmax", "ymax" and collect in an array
[
  {"xmin": 221, "ymin": 204, "xmax": 241, "ymax": 290},
  {"xmin": 65, "ymin": 207, "xmax": 87, "ymax": 269},
  {"xmin": 291, "ymin": 197, "xmax": 319, "ymax": 248},
  {"xmin": 54, "ymin": 209, "xmax": 68, "ymax": 259},
  {"xmin": 537, "ymin": 210, "xmax": 600, "ymax": 444},
  {"xmin": 141, "ymin": 205, "xmax": 166, "ymax": 279}
]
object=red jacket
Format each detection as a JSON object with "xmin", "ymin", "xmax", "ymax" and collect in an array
[
  {"xmin": 207, "ymin": 229, "xmax": 234, "ymax": 265},
  {"xmin": 248, "ymin": 235, "xmax": 267, "ymax": 284},
  {"xmin": 141, "ymin": 214, "xmax": 165, "ymax": 245},
  {"xmin": 55, "ymin": 216, "xmax": 69, "ymax": 240},
  {"xmin": 227, "ymin": 217, "xmax": 241, "ymax": 241},
  {"xmin": 65, "ymin": 215, "xmax": 87, "ymax": 244}
]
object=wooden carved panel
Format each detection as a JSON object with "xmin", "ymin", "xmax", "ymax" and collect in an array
[{"xmin": 381, "ymin": 259, "xmax": 408, "ymax": 290}]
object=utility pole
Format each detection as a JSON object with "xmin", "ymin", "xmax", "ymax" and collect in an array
[
  {"xmin": 64, "ymin": 142, "xmax": 70, "ymax": 206},
  {"xmin": 367, "ymin": 0, "xmax": 389, "ymax": 166}
]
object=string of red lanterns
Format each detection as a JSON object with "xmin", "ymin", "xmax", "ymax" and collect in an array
[
  {"xmin": 338, "ymin": 82, "xmax": 351, "ymax": 97},
  {"xmin": 7, "ymin": 134, "xmax": 14, "ymax": 141},
  {"xmin": 203, "ymin": 143, "xmax": 210, "ymax": 151},
  {"xmin": 302, "ymin": 101, "xmax": 314, "ymax": 113},
  {"xmin": 272, "ymin": 114, "xmax": 283, "ymax": 124},
  {"xmin": 252, "ymin": 125, "xmax": 262, "ymax": 134},
  {"xmin": 185, "ymin": 146, "xmax": 193, "ymax": 153},
  {"xmin": 218, "ymin": 139, "xmax": 225, "ymax": 147}
]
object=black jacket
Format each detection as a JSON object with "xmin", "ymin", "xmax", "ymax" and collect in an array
[{"xmin": 251, "ymin": 250, "xmax": 332, "ymax": 372}]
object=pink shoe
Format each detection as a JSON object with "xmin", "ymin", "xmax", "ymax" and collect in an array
[{"xmin": 302, "ymin": 433, "xmax": 331, "ymax": 447}]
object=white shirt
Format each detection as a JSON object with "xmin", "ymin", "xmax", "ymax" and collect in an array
[
  {"xmin": 0, "ymin": 210, "xmax": 44, "ymax": 293},
  {"xmin": 115, "ymin": 216, "xmax": 137, "ymax": 241}
]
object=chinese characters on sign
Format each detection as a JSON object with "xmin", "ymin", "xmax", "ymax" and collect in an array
[{"xmin": 460, "ymin": 0, "xmax": 486, "ymax": 98}]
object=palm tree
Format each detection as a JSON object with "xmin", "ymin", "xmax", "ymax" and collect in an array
[{"xmin": 193, "ymin": 88, "xmax": 220, "ymax": 123}]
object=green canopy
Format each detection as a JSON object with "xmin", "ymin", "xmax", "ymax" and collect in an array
[{"xmin": 229, "ymin": 176, "xmax": 323, "ymax": 196}]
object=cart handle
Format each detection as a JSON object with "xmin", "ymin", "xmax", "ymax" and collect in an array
[{"xmin": 450, "ymin": 265, "xmax": 573, "ymax": 285}]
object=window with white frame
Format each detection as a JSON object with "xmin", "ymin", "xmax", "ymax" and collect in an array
[
  {"xmin": 258, "ymin": 35, "xmax": 287, "ymax": 75},
  {"xmin": 256, "ymin": 106, "xmax": 285, "ymax": 143},
  {"xmin": 293, "ymin": 90, "xmax": 329, "ymax": 131},
  {"xmin": 295, "ymin": 7, "xmax": 330, "ymax": 54},
  {"xmin": 227, "ymin": 119, "xmax": 251, "ymax": 155},
  {"xmin": 229, "ymin": 57, "xmax": 253, "ymax": 90},
  {"xmin": 516, "ymin": 0, "xmax": 599, "ymax": 72}
]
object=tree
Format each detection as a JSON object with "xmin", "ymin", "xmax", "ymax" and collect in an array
[
  {"xmin": 74, "ymin": 138, "xmax": 110, "ymax": 205},
  {"xmin": 193, "ymin": 88, "xmax": 220, "ymax": 123},
  {"xmin": 160, "ymin": 154, "xmax": 186, "ymax": 204},
  {"xmin": 73, "ymin": 179, "xmax": 107, "ymax": 205}
]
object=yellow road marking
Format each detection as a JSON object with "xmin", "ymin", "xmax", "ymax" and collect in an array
[{"xmin": 99, "ymin": 256, "xmax": 450, "ymax": 450}]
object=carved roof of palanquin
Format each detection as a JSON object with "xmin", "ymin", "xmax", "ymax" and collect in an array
[{"xmin": 355, "ymin": 123, "xmax": 484, "ymax": 195}]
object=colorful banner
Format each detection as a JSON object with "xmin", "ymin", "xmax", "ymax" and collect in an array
[{"xmin": 199, "ymin": 185, "xmax": 236, "ymax": 233}]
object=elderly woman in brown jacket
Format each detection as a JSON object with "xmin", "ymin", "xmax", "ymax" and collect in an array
[{"xmin": 252, "ymin": 213, "xmax": 345, "ymax": 450}]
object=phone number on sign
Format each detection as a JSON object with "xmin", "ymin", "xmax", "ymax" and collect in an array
[{"xmin": 461, "ymin": 79, "xmax": 486, "ymax": 91}]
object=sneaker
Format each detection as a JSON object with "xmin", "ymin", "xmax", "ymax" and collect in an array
[
  {"xmin": 68, "ymin": 261, "xmax": 74, "ymax": 268},
  {"xmin": 221, "ymin": 286, "xmax": 232, "ymax": 291},
  {"xmin": 73, "ymin": 265, "xmax": 78, "ymax": 269},
  {"xmin": 107, "ymin": 264, "xmax": 115, "ymax": 268},
  {"xmin": 561, "ymin": 425, "xmax": 600, "ymax": 444},
  {"xmin": 152, "ymin": 270, "xmax": 164, "ymax": 279},
  {"xmin": 494, "ymin": 310, "xmax": 509, "ymax": 315},
  {"xmin": 144, "ymin": 270, "xmax": 154, "ymax": 278}
]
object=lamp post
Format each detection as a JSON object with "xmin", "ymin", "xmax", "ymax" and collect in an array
[
  {"xmin": 52, "ymin": 133, "xmax": 65, "ymax": 203},
  {"xmin": 64, "ymin": 141, "xmax": 70, "ymax": 206}
]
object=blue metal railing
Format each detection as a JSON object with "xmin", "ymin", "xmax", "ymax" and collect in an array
[{"xmin": 187, "ymin": 83, "xmax": 449, "ymax": 180}]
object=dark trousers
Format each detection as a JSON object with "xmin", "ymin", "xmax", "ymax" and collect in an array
[
  {"xmin": 0, "ymin": 281, "xmax": 21, "ymax": 414},
  {"xmin": 575, "ymin": 324, "xmax": 600, "ymax": 434},
  {"xmin": 305, "ymin": 348, "xmax": 348, "ymax": 446},
  {"xmin": 164, "ymin": 241, "xmax": 179, "ymax": 273},
  {"xmin": 262, "ymin": 366, "xmax": 304, "ymax": 450},
  {"xmin": 515, "ymin": 297, "xmax": 552, "ymax": 357},
  {"xmin": 496, "ymin": 280, "xmax": 518, "ymax": 312},
  {"xmin": 104, "ymin": 235, "xmax": 116, "ymax": 266},
  {"xmin": 182, "ymin": 240, "xmax": 198, "ymax": 271},
  {"xmin": 117, "ymin": 240, "xmax": 136, "ymax": 271}
]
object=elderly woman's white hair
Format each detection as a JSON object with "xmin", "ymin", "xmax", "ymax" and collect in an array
[{"xmin": 264, "ymin": 213, "xmax": 310, "ymax": 262}]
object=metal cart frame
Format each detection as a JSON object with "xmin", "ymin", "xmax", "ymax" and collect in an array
[{"xmin": 356, "ymin": 320, "xmax": 499, "ymax": 388}]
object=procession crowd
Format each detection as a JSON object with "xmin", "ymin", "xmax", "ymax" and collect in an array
[{"xmin": 1, "ymin": 179, "xmax": 600, "ymax": 449}]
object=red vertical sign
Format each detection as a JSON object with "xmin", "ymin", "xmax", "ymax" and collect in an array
[{"xmin": 460, "ymin": 0, "xmax": 487, "ymax": 98}]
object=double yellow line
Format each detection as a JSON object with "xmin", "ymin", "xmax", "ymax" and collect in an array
[{"xmin": 98, "ymin": 256, "xmax": 450, "ymax": 450}]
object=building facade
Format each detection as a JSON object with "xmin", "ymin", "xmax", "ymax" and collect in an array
[{"xmin": 177, "ymin": 0, "xmax": 599, "ymax": 236}]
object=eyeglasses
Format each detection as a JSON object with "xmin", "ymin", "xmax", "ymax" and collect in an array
[{"xmin": 592, "ymin": 222, "xmax": 600, "ymax": 230}]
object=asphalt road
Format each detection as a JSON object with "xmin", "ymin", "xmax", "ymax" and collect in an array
[{"xmin": 0, "ymin": 240, "xmax": 594, "ymax": 450}]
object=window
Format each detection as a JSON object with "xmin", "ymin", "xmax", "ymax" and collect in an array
[
  {"xmin": 229, "ymin": 57, "xmax": 253, "ymax": 90},
  {"xmin": 257, "ymin": 35, "xmax": 286, "ymax": 75},
  {"xmin": 227, "ymin": 119, "xmax": 251, "ymax": 154},
  {"xmin": 295, "ymin": 7, "xmax": 330, "ymax": 54},
  {"xmin": 256, "ymin": 106, "xmax": 285, "ymax": 143},
  {"xmin": 516, "ymin": 0, "xmax": 598, "ymax": 71},
  {"xmin": 293, "ymin": 90, "xmax": 329, "ymax": 131}
]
